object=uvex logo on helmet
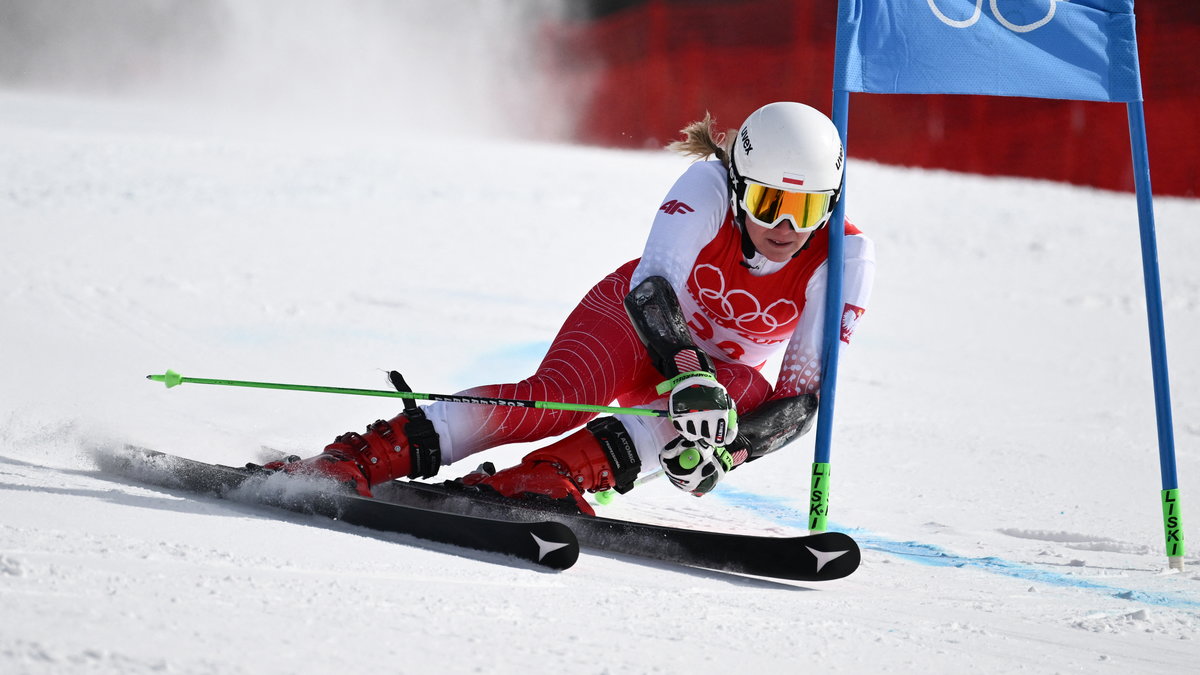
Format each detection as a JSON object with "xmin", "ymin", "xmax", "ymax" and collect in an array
[{"xmin": 740, "ymin": 127, "xmax": 753, "ymax": 155}]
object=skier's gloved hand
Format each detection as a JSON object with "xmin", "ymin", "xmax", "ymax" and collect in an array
[
  {"xmin": 663, "ymin": 372, "xmax": 738, "ymax": 447},
  {"xmin": 659, "ymin": 436, "xmax": 733, "ymax": 496}
]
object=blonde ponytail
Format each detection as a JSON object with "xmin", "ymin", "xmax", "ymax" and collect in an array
[{"xmin": 667, "ymin": 112, "xmax": 735, "ymax": 169}]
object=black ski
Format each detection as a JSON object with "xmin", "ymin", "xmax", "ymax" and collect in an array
[
  {"xmin": 97, "ymin": 446, "xmax": 858, "ymax": 581},
  {"xmin": 372, "ymin": 477, "xmax": 860, "ymax": 582},
  {"xmin": 95, "ymin": 446, "xmax": 579, "ymax": 571}
]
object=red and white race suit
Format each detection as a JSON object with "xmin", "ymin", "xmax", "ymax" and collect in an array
[{"xmin": 426, "ymin": 160, "xmax": 875, "ymax": 471}]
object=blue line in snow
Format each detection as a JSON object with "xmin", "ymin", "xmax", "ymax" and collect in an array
[{"xmin": 716, "ymin": 486, "xmax": 1200, "ymax": 610}]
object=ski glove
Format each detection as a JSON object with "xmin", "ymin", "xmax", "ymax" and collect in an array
[
  {"xmin": 659, "ymin": 436, "xmax": 734, "ymax": 496},
  {"xmin": 660, "ymin": 372, "xmax": 738, "ymax": 447}
]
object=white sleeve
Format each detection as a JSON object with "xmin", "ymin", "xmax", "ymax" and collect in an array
[
  {"xmin": 774, "ymin": 232, "xmax": 876, "ymax": 397},
  {"xmin": 630, "ymin": 161, "xmax": 729, "ymax": 290}
]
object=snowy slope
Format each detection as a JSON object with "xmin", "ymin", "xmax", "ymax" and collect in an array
[{"xmin": 3, "ymin": 87, "xmax": 1200, "ymax": 674}]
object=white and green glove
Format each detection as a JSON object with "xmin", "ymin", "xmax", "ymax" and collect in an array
[
  {"xmin": 661, "ymin": 372, "xmax": 739, "ymax": 447},
  {"xmin": 659, "ymin": 436, "xmax": 734, "ymax": 496}
]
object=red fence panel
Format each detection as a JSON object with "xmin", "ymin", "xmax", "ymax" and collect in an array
[{"xmin": 539, "ymin": 1, "xmax": 1199, "ymax": 196}]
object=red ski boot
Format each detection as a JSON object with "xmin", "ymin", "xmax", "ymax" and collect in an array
[
  {"xmin": 263, "ymin": 410, "xmax": 441, "ymax": 497},
  {"xmin": 459, "ymin": 417, "xmax": 641, "ymax": 516}
]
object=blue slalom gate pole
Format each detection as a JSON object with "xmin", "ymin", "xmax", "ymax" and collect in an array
[
  {"xmin": 1127, "ymin": 101, "xmax": 1185, "ymax": 569},
  {"xmin": 809, "ymin": 89, "xmax": 852, "ymax": 533}
]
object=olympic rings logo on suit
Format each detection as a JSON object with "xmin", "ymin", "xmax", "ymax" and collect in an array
[
  {"xmin": 690, "ymin": 264, "xmax": 799, "ymax": 338},
  {"xmin": 927, "ymin": 0, "xmax": 1058, "ymax": 33}
]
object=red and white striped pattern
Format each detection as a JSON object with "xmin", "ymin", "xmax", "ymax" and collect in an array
[{"xmin": 673, "ymin": 350, "xmax": 702, "ymax": 374}]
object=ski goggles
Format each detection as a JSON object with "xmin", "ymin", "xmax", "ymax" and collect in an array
[{"xmin": 740, "ymin": 181, "xmax": 836, "ymax": 232}]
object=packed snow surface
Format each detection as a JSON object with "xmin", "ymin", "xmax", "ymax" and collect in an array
[{"xmin": 3, "ymin": 89, "xmax": 1200, "ymax": 674}]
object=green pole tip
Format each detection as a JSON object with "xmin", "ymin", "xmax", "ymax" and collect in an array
[
  {"xmin": 148, "ymin": 370, "xmax": 184, "ymax": 388},
  {"xmin": 595, "ymin": 490, "xmax": 615, "ymax": 506}
]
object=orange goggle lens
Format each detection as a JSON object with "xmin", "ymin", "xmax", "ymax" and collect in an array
[{"xmin": 741, "ymin": 182, "xmax": 834, "ymax": 232}]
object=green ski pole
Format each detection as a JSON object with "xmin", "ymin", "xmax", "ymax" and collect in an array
[
  {"xmin": 147, "ymin": 369, "xmax": 669, "ymax": 418},
  {"xmin": 594, "ymin": 469, "xmax": 664, "ymax": 506}
]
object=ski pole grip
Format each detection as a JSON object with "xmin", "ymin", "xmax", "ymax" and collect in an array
[{"xmin": 388, "ymin": 370, "xmax": 419, "ymax": 410}]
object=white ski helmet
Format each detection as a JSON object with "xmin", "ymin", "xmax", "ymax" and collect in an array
[{"xmin": 729, "ymin": 102, "xmax": 844, "ymax": 233}]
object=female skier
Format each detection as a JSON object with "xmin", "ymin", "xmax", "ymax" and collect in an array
[{"xmin": 263, "ymin": 101, "xmax": 876, "ymax": 515}]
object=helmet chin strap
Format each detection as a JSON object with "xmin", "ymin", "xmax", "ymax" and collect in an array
[
  {"xmin": 729, "ymin": 155, "xmax": 761, "ymax": 267},
  {"xmin": 737, "ymin": 213, "xmax": 759, "ymax": 262}
]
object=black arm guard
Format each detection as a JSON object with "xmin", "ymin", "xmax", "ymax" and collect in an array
[
  {"xmin": 623, "ymin": 275, "xmax": 715, "ymax": 378},
  {"xmin": 726, "ymin": 394, "xmax": 818, "ymax": 463}
]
